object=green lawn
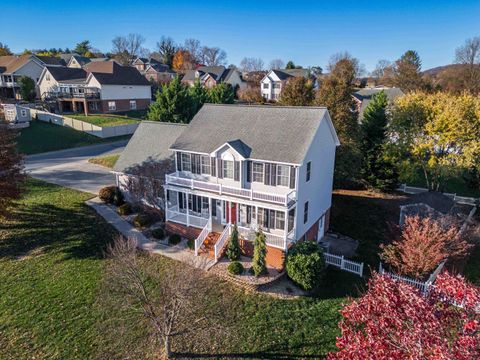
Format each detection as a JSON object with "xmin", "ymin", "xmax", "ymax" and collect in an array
[
  {"xmin": 16, "ymin": 120, "xmax": 130, "ymax": 155},
  {"xmin": 0, "ymin": 179, "xmax": 364, "ymax": 359},
  {"xmin": 68, "ymin": 114, "xmax": 140, "ymax": 127},
  {"xmin": 88, "ymin": 153, "xmax": 120, "ymax": 169}
]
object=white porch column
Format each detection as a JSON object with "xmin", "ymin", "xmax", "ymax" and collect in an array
[
  {"xmin": 284, "ymin": 209, "xmax": 289, "ymax": 251},
  {"xmin": 164, "ymin": 188, "xmax": 169, "ymax": 222},
  {"xmin": 186, "ymin": 193, "xmax": 190, "ymax": 227}
]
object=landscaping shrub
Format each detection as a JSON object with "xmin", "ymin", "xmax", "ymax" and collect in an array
[
  {"xmin": 187, "ymin": 238, "xmax": 194, "ymax": 250},
  {"xmin": 168, "ymin": 234, "xmax": 182, "ymax": 245},
  {"xmin": 99, "ymin": 186, "xmax": 117, "ymax": 204},
  {"xmin": 117, "ymin": 203, "xmax": 132, "ymax": 216},
  {"xmin": 151, "ymin": 228, "xmax": 165, "ymax": 239},
  {"xmin": 112, "ymin": 188, "xmax": 124, "ymax": 206},
  {"xmin": 133, "ymin": 213, "xmax": 152, "ymax": 228},
  {"xmin": 286, "ymin": 241, "xmax": 326, "ymax": 291},
  {"xmin": 226, "ymin": 224, "xmax": 241, "ymax": 261},
  {"xmin": 228, "ymin": 261, "xmax": 244, "ymax": 275},
  {"xmin": 252, "ymin": 230, "xmax": 267, "ymax": 276}
]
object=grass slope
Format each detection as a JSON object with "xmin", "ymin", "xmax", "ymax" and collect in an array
[
  {"xmin": 68, "ymin": 115, "xmax": 139, "ymax": 127},
  {"xmin": 88, "ymin": 153, "xmax": 120, "ymax": 169},
  {"xmin": 0, "ymin": 179, "xmax": 364, "ymax": 359},
  {"xmin": 16, "ymin": 120, "xmax": 130, "ymax": 155}
]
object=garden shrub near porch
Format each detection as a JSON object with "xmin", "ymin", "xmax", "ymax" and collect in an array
[{"xmin": 286, "ymin": 241, "xmax": 326, "ymax": 291}]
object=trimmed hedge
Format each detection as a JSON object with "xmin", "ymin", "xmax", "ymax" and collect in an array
[
  {"xmin": 151, "ymin": 228, "xmax": 165, "ymax": 239},
  {"xmin": 228, "ymin": 261, "xmax": 244, "ymax": 275},
  {"xmin": 99, "ymin": 186, "xmax": 116, "ymax": 204},
  {"xmin": 187, "ymin": 238, "xmax": 194, "ymax": 250},
  {"xmin": 117, "ymin": 203, "xmax": 132, "ymax": 216},
  {"xmin": 168, "ymin": 234, "xmax": 182, "ymax": 245},
  {"xmin": 133, "ymin": 213, "xmax": 152, "ymax": 228},
  {"xmin": 285, "ymin": 241, "xmax": 326, "ymax": 291}
]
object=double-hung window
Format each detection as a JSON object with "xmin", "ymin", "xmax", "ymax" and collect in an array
[
  {"xmin": 181, "ymin": 153, "xmax": 191, "ymax": 172},
  {"xmin": 263, "ymin": 83, "xmax": 269, "ymax": 89},
  {"xmin": 306, "ymin": 161, "xmax": 311, "ymax": 182},
  {"xmin": 252, "ymin": 162, "xmax": 264, "ymax": 182},
  {"xmin": 201, "ymin": 156, "xmax": 211, "ymax": 175},
  {"xmin": 275, "ymin": 211, "xmax": 285, "ymax": 230},
  {"xmin": 129, "ymin": 100, "xmax": 137, "ymax": 110},
  {"xmin": 223, "ymin": 160, "xmax": 234, "ymax": 179},
  {"xmin": 108, "ymin": 101, "xmax": 116, "ymax": 111},
  {"xmin": 304, "ymin": 201, "xmax": 309, "ymax": 224},
  {"xmin": 276, "ymin": 165, "xmax": 290, "ymax": 187}
]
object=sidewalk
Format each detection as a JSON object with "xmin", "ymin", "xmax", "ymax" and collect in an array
[{"xmin": 86, "ymin": 197, "xmax": 215, "ymax": 270}]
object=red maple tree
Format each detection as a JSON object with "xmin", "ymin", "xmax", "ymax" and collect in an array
[
  {"xmin": 329, "ymin": 272, "xmax": 480, "ymax": 359},
  {"xmin": 381, "ymin": 215, "xmax": 472, "ymax": 278}
]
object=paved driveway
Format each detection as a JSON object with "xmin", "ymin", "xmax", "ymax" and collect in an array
[{"xmin": 25, "ymin": 140, "xmax": 128, "ymax": 194}]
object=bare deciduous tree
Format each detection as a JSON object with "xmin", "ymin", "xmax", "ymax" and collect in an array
[
  {"xmin": 269, "ymin": 58, "xmax": 285, "ymax": 70},
  {"xmin": 239, "ymin": 57, "xmax": 264, "ymax": 72},
  {"xmin": 112, "ymin": 33, "xmax": 146, "ymax": 65},
  {"xmin": 455, "ymin": 36, "xmax": 480, "ymax": 93},
  {"xmin": 103, "ymin": 236, "xmax": 231, "ymax": 359},
  {"xmin": 327, "ymin": 51, "xmax": 366, "ymax": 77},
  {"xmin": 183, "ymin": 38, "xmax": 202, "ymax": 64},
  {"xmin": 200, "ymin": 46, "xmax": 227, "ymax": 66},
  {"xmin": 154, "ymin": 37, "xmax": 177, "ymax": 67}
]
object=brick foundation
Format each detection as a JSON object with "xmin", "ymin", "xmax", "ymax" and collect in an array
[{"xmin": 100, "ymin": 98, "xmax": 150, "ymax": 113}]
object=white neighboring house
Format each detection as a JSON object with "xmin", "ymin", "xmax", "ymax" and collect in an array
[
  {"xmin": 38, "ymin": 61, "xmax": 151, "ymax": 115},
  {"xmin": 114, "ymin": 104, "xmax": 339, "ymax": 270},
  {"xmin": 260, "ymin": 68, "xmax": 315, "ymax": 101},
  {"xmin": 0, "ymin": 54, "xmax": 64, "ymax": 99}
]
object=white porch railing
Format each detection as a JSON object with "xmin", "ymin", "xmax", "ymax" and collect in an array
[
  {"xmin": 237, "ymin": 225, "xmax": 288, "ymax": 249},
  {"xmin": 324, "ymin": 253, "xmax": 364, "ymax": 277},
  {"xmin": 214, "ymin": 223, "xmax": 231, "ymax": 262},
  {"xmin": 194, "ymin": 218, "xmax": 212, "ymax": 256},
  {"xmin": 166, "ymin": 173, "xmax": 296, "ymax": 206},
  {"xmin": 166, "ymin": 205, "xmax": 209, "ymax": 229}
]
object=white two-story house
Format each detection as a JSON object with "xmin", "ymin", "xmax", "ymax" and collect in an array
[
  {"xmin": 114, "ymin": 104, "xmax": 339, "ymax": 270},
  {"xmin": 260, "ymin": 68, "xmax": 315, "ymax": 101}
]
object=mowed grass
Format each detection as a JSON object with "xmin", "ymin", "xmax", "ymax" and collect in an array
[
  {"xmin": 0, "ymin": 179, "xmax": 364, "ymax": 359},
  {"xmin": 16, "ymin": 120, "xmax": 130, "ymax": 155},
  {"xmin": 69, "ymin": 114, "xmax": 139, "ymax": 127},
  {"xmin": 88, "ymin": 153, "xmax": 120, "ymax": 169}
]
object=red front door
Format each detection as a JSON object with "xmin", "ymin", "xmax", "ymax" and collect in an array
[{"xmin": 230, "ymin": 202, "xmax": 237, "ymax": 224}]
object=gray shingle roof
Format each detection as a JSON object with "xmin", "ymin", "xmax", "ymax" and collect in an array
[
  {"xmin": 170, "ymin": 104, "xmax": 330, "ymax": 164},
  {"xmin": 353, "ymin": 87, "xmax": 404, "ymax": 119},
  {"xmin": 46, "ymin": 66, "xmax": 87, "ymax": 82},
  {"xmin": 113, "ymin": 121, "xmax": 187, "ymax": 174}
]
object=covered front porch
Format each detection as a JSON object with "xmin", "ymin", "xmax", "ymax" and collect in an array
[{"xmin": 164, "ymin": 188, "xmax": 296, "ymax": 251}]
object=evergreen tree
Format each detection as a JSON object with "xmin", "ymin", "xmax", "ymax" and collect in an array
[
  {"xmin": 360, "ymin": 91, "xmax": 398, "ymax": 190},
  {"xmin": 0, "ymin": 123, "xmax": 25, "ymax": 218},
  {"xmin": 285, "ymin": 61, "xmax": 295, "ymax": 69},
  {"xmin": 147, "ymin": 77, "xmax": 193, "ymax": 123},
  {"xmin": 74, "ymin": 40, "xmax": 91, "ymax": 56},
  {"xmin": 188, "ymin": 80, "xmax": 208, "ymax": 118},
  {"xmin": 226, "ymin": 224, "xmax": 241, "ymax": 261},
  {"xmin": 278, "ymin": 77, "xmax": 314, "ymax": 106},
  {"xmin": 393, "ymin": 50, "xmax": 426, "ymax": 92},
  {"xmin": 252, "ymin": 229, "xmax": 267, "ymax": 276},
  {"xmin": 18, "ymin": 76, "xmax": 36, "ymax": 102},
  {"xmin": 207, "ymin": 83, "xmax": 234, "ymax": 104}
]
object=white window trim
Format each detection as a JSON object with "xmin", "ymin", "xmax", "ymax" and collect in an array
[
  {"xmin": 200, "ymin": 155, "xmax": 211, "ymax": 175},
  {"xmin": 129, "ymin": 100, "xmax": 137, "ymax": 110},
  {"xmin": 223, "ymin": 160, "xmax": 234, "ymax": 179},
  {"xmin": 276, "ymin": 164, "xmax": 290, "ymax": 187},
  {"xmin": 181, "ymin": 153, "xmax": 191, "ymax": 172},
  {"xmin": 252, "ymin": 162, "xmax": 264, "ymax": 183},
  {"xmin": 108, "ymin": 101, "xmax": 116, "ymax": 111}
]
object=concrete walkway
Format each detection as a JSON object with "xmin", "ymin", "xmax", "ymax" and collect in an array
[
  {"xmin": 86, "ymin": 197, "xmax": 215, "ymax": 270},
  {"xmin": 25, "ymin": 140, "xmax": 128, "ymax": 194}
]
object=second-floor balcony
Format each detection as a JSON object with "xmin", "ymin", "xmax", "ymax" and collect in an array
[
  {"xmin": 44, "ymin": 88, "xmax": 100, "ymax": 100},
  {"xmin": 166, "ymin": 172, "xmax": 296, "ymax": 207}
]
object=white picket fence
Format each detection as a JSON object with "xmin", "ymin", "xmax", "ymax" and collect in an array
[
  {"xmin": 324, "ymin": 253, "xmax": 364, "ymax": 277},
  {"xmin": 397, "ymin": 183, "xmax": 478, "ymax": 206}
]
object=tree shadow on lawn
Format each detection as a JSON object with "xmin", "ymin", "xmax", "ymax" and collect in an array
[{"xmin": 0, "ymin": 202, "xmax": 115, "ymax": 261}]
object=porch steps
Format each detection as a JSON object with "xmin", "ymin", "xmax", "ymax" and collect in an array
[{"xmin": 198, "ymin": 232, "xmax": 221, "ymax": 259}]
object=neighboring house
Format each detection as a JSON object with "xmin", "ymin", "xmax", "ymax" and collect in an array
[
  {"xmin": 182, "ymin": 66, "xmax": 246, "ymax": 90},
  {"xmin": 114, "ymin": 104, "xmax": 340, "ymax": 270},
  {"xmin": 260, "ymin": 68, "xmax": 315, "ymax": 101},
  {"xmin": 67, "ymin": 54, "xmax": 109, "ymax": 68},
  {"xmin": 0, "ymin": 54, "xmax": 64, "ymax": 99},
  {"xmin": 38, "ymin": 61, "xmax": 151, "ymax": 114},
  {"xmin": 132, "ymin": 57, "xmax": 176, "ymax": 84},
  {"xmin": 352, "ymin": 86, "xmax": 404, "ymax": 120}
]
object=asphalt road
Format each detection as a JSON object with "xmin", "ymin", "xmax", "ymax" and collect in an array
[{"xmin": 25, "ymin": 140, "xmax": 128, "ymax": 194}]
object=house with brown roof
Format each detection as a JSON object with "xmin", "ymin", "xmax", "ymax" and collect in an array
[
  {"xmin": 67, "ymin": 54, "xmax": 109, "ymax": 69},
  {"xmin": 0, "ymin": 54, "xmax": 64, "ymax": 99},
  {"xmin": 132, "ymin": 57, "xmax": 176, "ymax": 84},
  {"xmin": 38, "ymin": 61, "xmax": 152, "ymax": 115},
  {"xmin": 181, "ymin": 66, "xmax": 246, "ymax": 90}
]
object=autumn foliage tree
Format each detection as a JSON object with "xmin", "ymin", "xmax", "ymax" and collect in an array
[
  {"xmin": 278, "ymin": 77, "xmax": 314, "ymax": 106},
  {"xmin": 330, "ymin": 272, "xmax": 480, "ymax": 359},
  {"xmin": 381, "ymin": 215, "xmax": 472, "ymax": 278},
  {"xmin": 172, "ymin": 49, "xmax": 195, "ymax": 73},
  {"xmin": 0, "ymin": 123, "xmax": 25, "ymax": 218}
]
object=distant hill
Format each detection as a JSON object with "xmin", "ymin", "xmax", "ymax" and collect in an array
[{"xmin": 422, "ymin": 64, "xmax": 464, "ymax": 76}]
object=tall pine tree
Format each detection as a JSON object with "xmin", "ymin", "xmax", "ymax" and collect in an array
[{"xmin": 252, "ymin": 229, "xmax": 266, "ymax": 276}]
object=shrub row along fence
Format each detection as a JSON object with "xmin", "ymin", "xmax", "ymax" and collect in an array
[
  {"xmin": 396, "ymin": 183, "xmax": 478, "ymax": 206},
  {"xmin": 30, "ymin": 109, "xmax": 139, "ymax": 138},
  {"xmin": 324, "ymin": 252, "xmax": 364, "ymax": 277},
  {"xmin": 379, "ymin": 260, "xmax": 446, "ymax": 295}
]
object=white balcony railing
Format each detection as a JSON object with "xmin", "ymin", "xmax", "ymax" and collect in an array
[
  {"xmin": 237, "ymin": 225, "xmax": 291, "ymax": 250},
  {"xmin": 166, "ymin": 173, "xmax": 296, "ymax": 206}
]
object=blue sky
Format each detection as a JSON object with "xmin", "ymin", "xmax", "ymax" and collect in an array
[{"xmin": 2, "ymin": 0, "xmax": 479, "ymax": 72}]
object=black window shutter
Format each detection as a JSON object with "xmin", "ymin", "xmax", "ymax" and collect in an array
[
  {"xmin": 191, "ymin": 154, "xmax": 197, "ymax": 174},
  {"xmin": 234, "ymin": 160, "xmax": 240, "ymax": 181},
  {"xmin": 176, "ymin": 152, "xmax": 182, "ymax": 171},
  {"xmin": 264, "ymin": 163, "xmax": 271, "ymax": 185},
  {"xmin": 269, "ymin": 209, "xmax": 275, "ymax": 229},
  {"xmin": 289, "ymin": 166, "xmax": 296, "ymax": 189},
  {"xmin": 217, "ymin": 158, "xmax": 223, "ymax": 178},
  {"xmin": 211, "ymin": 157, "xmax": 216, "ymax": 177},
  {"xmin": 270, "ymin": 164, "xmax": 277, "ymax": 186},
  {"xmin": 195, "ymin": 154, "xmax": 201, "ymax": 174},
  {"xmin": 246, "ymin": 161, "xmax": 252, "ymax": 182}
]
